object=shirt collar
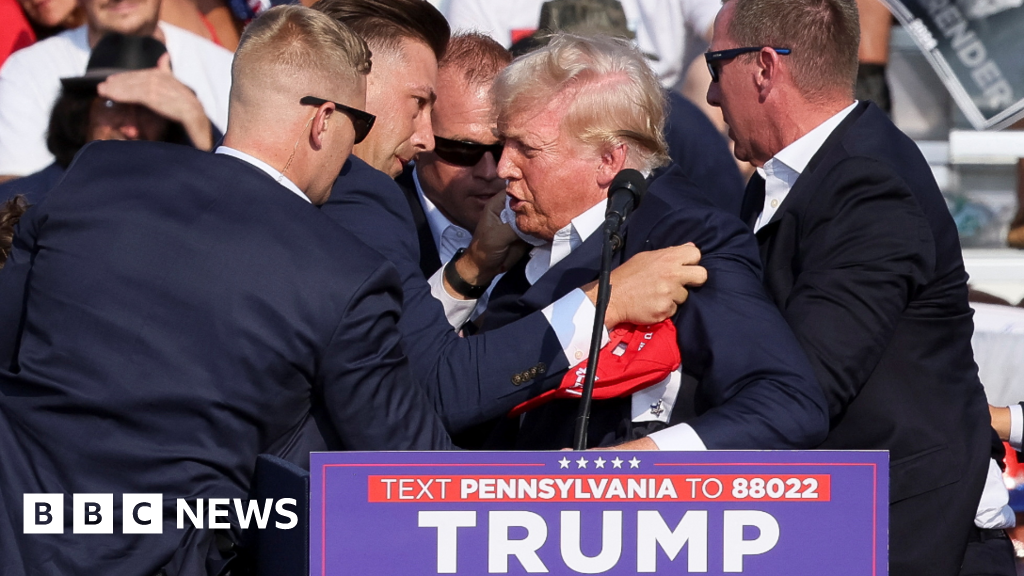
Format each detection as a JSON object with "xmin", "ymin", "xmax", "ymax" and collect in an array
[
  {"xmin": 412, "ymin": 166, "xmax": 470, "ymax": 251},
  {"xmin": 215, "ymin": 146, "xmax": 310, "ymax": 203},
  {"xmin": 547, "ymin": 199, "xmax": 607, "ymax": 270},
  {"xmin": 768, "ymin": 101, "xmax": 859, "ymax": 177}
]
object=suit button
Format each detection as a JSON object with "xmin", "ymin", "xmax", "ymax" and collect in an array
[
  {"xmin": 537, "ymin": 363, "xmax": 546, "ymax": 374},
  {"xmin": 512, "ymin": 374, "xmax": 523, "ymax": 385}
]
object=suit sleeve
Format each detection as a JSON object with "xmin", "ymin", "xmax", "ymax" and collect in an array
[
  {"xmin": 317, "ymin": 261, "xmax": 452, "ymax": 451},
  {"xmin": 321, "ymin": 178, "xmax": 570, "ymax": 433},
  {"xmin": 662, "ymin": 207, "xmax": 829, "ymax": 449},
  {"xmin": 781, "ymin": 157, "xmax": 934, "ymax": 421}
]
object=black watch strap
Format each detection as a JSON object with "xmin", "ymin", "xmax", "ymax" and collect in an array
[{"xmin": 444, "ymin": 248, "xmax": 490, "ymax": 299}]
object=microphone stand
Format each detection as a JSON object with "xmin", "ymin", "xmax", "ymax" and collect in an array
[{"xmin": 572, "ymin": 221, "xmax": 623, "ymax": 450}]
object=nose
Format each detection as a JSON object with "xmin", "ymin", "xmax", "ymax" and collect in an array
[
  {"xmin": 496, "ymin": 148, "xmax": 519, "ymax": 181},
  {"xmin": 410, "ymin": 112, "xmax": 435, "ymax": 153},
  {"xmin": 475, "ymin": 149, "xmax": 500, "ymax": 180},
  {"xmin": 706, "ymin": 80, "xmax": 722, "ymax": 108}
]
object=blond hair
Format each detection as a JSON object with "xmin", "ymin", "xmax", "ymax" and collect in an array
[
  {"xmin": 494, "ymin": 33, "xmax": 668, "ymax": 172},
  {"xmin": 231, "ymin": 5, "xmax": 371, "ymax": 109}
]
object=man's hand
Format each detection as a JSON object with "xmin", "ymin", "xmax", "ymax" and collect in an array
[
  {"xmin": 590, "ymin": 437, "xmax": 660, "ymax": 450},
  {"xmin": 991, "ymin": 404, "xmax": 1011, "ymax": 441},
  {"xmin": 97, "ymin": 54, "xmax": 214, "ymax": 150},
  {"xmin": 587, "ymin": 243, "xmax": 707, "ymax": 328},
  {"xmin": 444, "ymin": 193, "xmax": 528, "ymax": 299}
]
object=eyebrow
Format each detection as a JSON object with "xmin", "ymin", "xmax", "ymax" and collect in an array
[{"xmin": 412, "ymin": 85, "xmax": 437, "ymax": 105}]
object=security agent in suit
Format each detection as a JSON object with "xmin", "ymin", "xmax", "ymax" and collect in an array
[
  {"xmin": 707, "ymin": 1, "xmax": 1009, "ymax": 574},
  {"xmin": 478, "ymin": 33, "xmax": 829, "ymax": 452},
  {"xmin": 313, "ymin": 0, "xmax": 708, "ymax": 439},
  {"xmin": 0, "ymin": 7, "xmax": 450, "ymax": 575},
  {"xmin": 395, "ymin": 32, "xmax": 511, "ymax": 282}
]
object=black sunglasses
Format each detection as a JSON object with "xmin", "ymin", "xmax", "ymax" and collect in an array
[
  {"xmin": 299, "ymin": 96, "xmax": 376, "ymax": 144},
  {"xmin": 704, "ymin": 47, "xmax": 791, "ymax": 83},
  {"xmin": 433, "ymin": 135, "xmax": 504, "ymax": 167}
]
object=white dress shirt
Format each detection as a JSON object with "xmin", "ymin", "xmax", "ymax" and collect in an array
[
  {"xmin": 413, "ymin": 168, "xmax": 500, "ymax": 319},
  {"xmin": 214, "ymin": 146, "xmax": 309, "ymax": 203},
  {"xmin": 752, "ymin": 101, "xmax": 858, "ymax": 232}
]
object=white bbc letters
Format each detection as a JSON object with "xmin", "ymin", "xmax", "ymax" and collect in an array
[
  {"xmin": 73, "ymin": 494, "xmax": 113, "ymax": 534},
  {"xmin": 23, "ymin": 494, "xmax": 64, "ymax": 534},
  {"xmin": 123, "ymin": 494, "xmax": 163, "ymax": 534}
]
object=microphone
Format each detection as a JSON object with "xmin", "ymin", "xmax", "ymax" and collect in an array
[
  {"xmin": 604, "ymin": 169, "xmax": 647, "ymax": 252},
  {"xmin": 573, "ymin": 168, "xmax": 648, "ymax": 450}
]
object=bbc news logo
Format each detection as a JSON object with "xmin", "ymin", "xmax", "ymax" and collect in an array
[{"xmin": 23, "ymin": 494, "xmax": 298, "ymax": 534}]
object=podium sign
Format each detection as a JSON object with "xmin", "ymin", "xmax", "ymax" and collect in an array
[{"xmin": 310, "ymin": 451, "xmax": 887, "ymax": 575}]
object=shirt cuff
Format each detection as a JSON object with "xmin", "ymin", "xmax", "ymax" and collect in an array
[
  {"xmin": 975, "ymin": 458, "xmax": 1015, "ymax": 529},
  {"xmin": 647, "ymin": 424, "xmax": 707, "ymax": 451},
  {"xmin": 1010, "ymin": 404, "xmax": 1023, "ymax": 452},
  {"xmin": 541, "ymin": 288, "xmax": 610, "ymax": 367},
  {"xmin": 427, "ymin": 267, "xmax": 476, "ymax": 330}
]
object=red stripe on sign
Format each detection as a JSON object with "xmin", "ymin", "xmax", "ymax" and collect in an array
[{"xmin": 365, "ymin": 475, "xmax": 831, "ymax": 503}]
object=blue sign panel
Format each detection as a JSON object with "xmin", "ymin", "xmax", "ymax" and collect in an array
[{"xmin": 311, "ymin": 450, "xmax": 887, "ymax": 575}]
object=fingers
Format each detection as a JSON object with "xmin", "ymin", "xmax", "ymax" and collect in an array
[{"xmin": 157, "ymin": 53, "xmax": 172, "ymax": 72}]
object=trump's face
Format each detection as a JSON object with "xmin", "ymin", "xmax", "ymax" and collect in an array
[{"xmin": 497, "ymin": 97, "xmax": 606, "ymax": 242}]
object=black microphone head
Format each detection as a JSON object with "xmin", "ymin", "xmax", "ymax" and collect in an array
[{"xmin": 609, "ymin": 168, "xmax": 647, "ymax": 206}]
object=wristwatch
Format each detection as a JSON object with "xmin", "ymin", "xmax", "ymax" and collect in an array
[{"xmin": 444, "ymin": 248, "xmax": 491, "ymax": 299}]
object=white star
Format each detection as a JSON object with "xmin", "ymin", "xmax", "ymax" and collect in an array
[
  {"xmin": 594, "ymin": 457, "xmax": 606, "ymax": 469},
  {"xmin": 576, "ymin": 457, "xmax": 589, "ymax": 469},
  {"xmin": 558, "ymin": 457, "xmax": 570, "ymax": 469},
  {"xmin": 628, "ymin": 457, "xmax": 641, "ymax": 469},
  {"xmin": 611, "ymin": 457, "xmax": 623, "ymax": 469}
]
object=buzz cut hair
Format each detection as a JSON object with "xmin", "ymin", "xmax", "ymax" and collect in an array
[
  {"xmin": 439, "ymin": 32, "xmax": 512, "ymax": 87},
  {"xmin": 311, "ymin": 0, "xmax": 450, "ymax": 61},
  {"xmin": 726, "ymin": 0, "xmax": 860, "ymax": 99}
]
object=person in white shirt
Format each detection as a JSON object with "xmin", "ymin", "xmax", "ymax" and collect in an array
[
  {"xmin": 399, "ymin": 32, "xmax": 511, "ymax": 318},
  {"xmin": 0, "ymin": 0, "xmax": 232, "ymax": 178}
]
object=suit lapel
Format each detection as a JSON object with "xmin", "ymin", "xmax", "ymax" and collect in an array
[
  {"xmin": 396, "ymin": 167, "xmax": 443, "ymax": 278},
  {"xmin": 758, "ymin": 101, "xmax": 869, "ymax": 234},
  {"xmin": 519, "ymin": 232, "xmax": 604, "ymax": 312}
]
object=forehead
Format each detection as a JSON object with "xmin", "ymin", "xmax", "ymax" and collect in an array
[
  {"xmin": 499, "ymin": 93, "xmax": 571, "ymax": 142},
  {"xmin": 711, "ymin": 2, "xmax": 736, "ymax": 47},
  {"xmin": 384, "ymin": 38, "xmax": 438, "ymax": 88},
  {"xmin": 434, "ymin": 72, "xmax": 492, "ymax": 120}
]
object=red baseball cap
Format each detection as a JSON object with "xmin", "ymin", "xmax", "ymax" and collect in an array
[{"xmin": 509, "ymin": 319, "xmax": 681, "ymax": 417}]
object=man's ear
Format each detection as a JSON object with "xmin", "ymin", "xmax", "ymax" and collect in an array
[
  {"xmin": 596, "ymin": 142, "xmax": 629, "ymax": 188},
  {"xmin": 309, "ymin": 104, "xmax": 334, "ymax": 150},
  {"xmin": 755, "ymin": 48, "xmax": 783, "ymax": 102}
]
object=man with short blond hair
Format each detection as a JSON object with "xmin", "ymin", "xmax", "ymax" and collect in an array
[
  {"xmin": 479, "ymin": 32, "xmax": 828, "ymax": 452},
  {"xmin": 0, "ymin": 7, "xmax": 450, "ymax": 572},
  {"xmin": 707, "ymin": 0, "xmax": 1007, "ymax": 573}
]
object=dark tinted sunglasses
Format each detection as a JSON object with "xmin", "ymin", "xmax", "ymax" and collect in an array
[
  {"xmin": 299, "ymin": 96, "xmax": 376, "ymax": 144},
  {"xmin": 433, "ymin": 135, "xmax": 504, "ymax": 167},
  {"xmin": 704, "ymin": 47, "xmax": 791, "ymax": 83}
]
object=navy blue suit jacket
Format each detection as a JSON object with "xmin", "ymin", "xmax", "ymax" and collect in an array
[
  {"xmin": 482, "ymin": 164, "xmax": 829, "ymax": 450},
  {"xmin": 0, "ymin": 142, "xmax": 450, "ymax": 576},
  {"xmin": 320, "ymin": 157, "xmax": 570, "ymax": 433},
  {"xmin": 0, "ymin": 162, "xmax": 65, "ymax": 205},
  {"xmin": 741, "ymin": 102, "xmax": 991, "ymax": 575}
]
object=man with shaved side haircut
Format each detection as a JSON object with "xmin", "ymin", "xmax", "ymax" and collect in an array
[{"xmin": 0, "ymin": 6, "xmax": 450, "ymax": 573}]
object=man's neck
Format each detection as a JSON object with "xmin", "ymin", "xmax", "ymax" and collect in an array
[
  {"xmin": 88, "ymin": 22, "xmax": 162, "ymax": 48},
  {"xmin": 764, "ymin": 96, "xmax": 855, "ymax": 164}
]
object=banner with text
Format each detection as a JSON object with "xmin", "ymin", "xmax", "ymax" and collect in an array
[
  {"xmin": 881, "ymin": 0, "xmax": 1024, "ymax": 129},
  {"xmin": 310, "ymin": 451, "xmax": 887, "ymax": 575}
]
